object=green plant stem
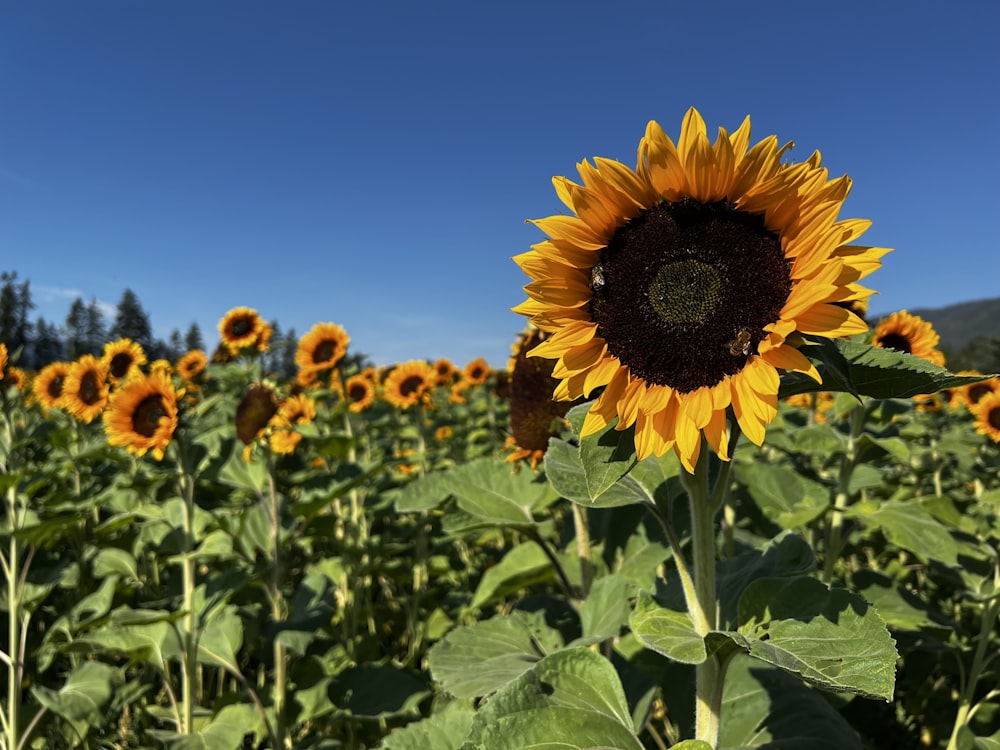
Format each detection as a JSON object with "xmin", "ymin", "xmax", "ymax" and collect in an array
[
  {"xmin": 266, "ymin": 463, "xmax": 288, "ymax": 749},
  {"xmin": 681, "ymin": 446, "xmax": 722, "ymax": 747},
  {"xmin": 824, "ymin": 401, "xmax": 866, "ymax": 584},
  {"xmin": 571, "ymin": 502, "xmax": 592, "ymax": 599},
  {"xmin": 179, "ymin": 472, "xmax": 198, "ymax": 734},
  {"xmin": 6, "ymin": 485, "xmax": 20, "ymax": 750},
  {"xmin": 946, "ymin": 589, "xmax": 1000, "ymax": 750}
]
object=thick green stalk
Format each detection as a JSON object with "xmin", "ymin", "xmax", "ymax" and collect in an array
[
  {"xmin": 6, "ymin": 486, "xmax": 19, "ymax": 750},
  {"xmin": 824, "ymin": 401, "xmax": 866, "ymax": 583},
  {"xmin": 179, "ymin": 472, "xmax": 197, "ymax": 734},
  {"xmin": 266, "ymin": 465, "xmax": 288, "ymax": 748},
  {"xmin": 682, "ymin": 447, "xmax": 721, "ymax": 746},
  {"xmin": 571, "ymin": 502, "xmax": 592, "ymax": 599}
]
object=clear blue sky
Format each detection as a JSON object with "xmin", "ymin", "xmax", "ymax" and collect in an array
[{"xmin": 2, "ymin": 1, "xmax": 998, "ymax": 367}]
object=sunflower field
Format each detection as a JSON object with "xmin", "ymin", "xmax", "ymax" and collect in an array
[{"xmin": 4, "ymin": 111, "xmax": 1000, "ymax": 750}]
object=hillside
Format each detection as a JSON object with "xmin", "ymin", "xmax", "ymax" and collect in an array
[{"xmin": 873, "ymin": 297, "xmax": 1000, "ymax": 353}]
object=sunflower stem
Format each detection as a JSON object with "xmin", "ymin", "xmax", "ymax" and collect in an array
[
  {"xmin": 570, "ymin": 502, "xmax": 592, "ymax": 599},
  {"xmin": 265, "ymin": 458, "xmax": 289, "ymax": 748},
  {"xmin": 179, "ymin": 469, "xmax": 198, "ymax": 734},
  {"xmin": 681, "ymin": 443, "xmax": 722, "ymax": 748},
  {"xmin": 824, "ymin": 400, "xmax": 866, "ymax": 584}
]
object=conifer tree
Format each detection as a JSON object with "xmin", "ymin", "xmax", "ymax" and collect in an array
[{"xmin": 109, "ymin": 288, "xmax": 153, "ymax": 352}]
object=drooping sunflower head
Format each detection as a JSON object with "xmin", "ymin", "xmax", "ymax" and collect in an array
[
  {"xmin": 872, "ymin": 311, "xmax": 944, "ymax": 364},
  {"xmin": 344, "ymin": 374, "xmax": 376, "ymax": 413},
  {"xmin": 513, "ymin": 107, "xmax": 888, "ymax": 472},
  {"xmin": 507, "ymin": 328, "xmax": 587, "ymax": 470},
  {"xmin": 295, "ymin": 322, "xmax": 350, "ymax": 374},
  {"xmin": 973, "ymin": 391, "xmax": 1000, "ymax": 443},
  {"xmin": 235, "ymin": 382, "xmax": 280, "ymax": 445},
  {"xmin": 33, "ymin": 361, "xmax": 71, "ymax": 411},
  {"xmin": 177, "ymin": 350, "xmax": 208, "ymax": 380},
  {"xmin": 102, "ymin": 370, "xmax": 179, "ymax": 460},
  {"xmin": 102, "ymin": 339, "xmax": 147, "ymax": 383},
  {"xmin": 219, "ymin": 307, "xmax": 267, "ymax": 353},
  {"xmin": 462, "ymin": 357, "xmax": 491, "ymax": 386},
  {"xmin": 382, "ymin": 360, "xmax": 437, "ymax": 409},
  {"xmin": 63, "ymin": 355, "xmax": 110, "ymax": 423}
]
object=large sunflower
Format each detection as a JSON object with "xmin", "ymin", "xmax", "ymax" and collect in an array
[
  {"xmin": 973, "ymin": 391, "xmax": 1000, "ymax": 443},
  {"xmin": 103, "ymin": 370, "xmax": 179, "ymax": 460},
  {"xmin": 872, "ymin": 310, "xmax": 945, "ymax": 365},
  {"xmin": 295, "ymin": 322, "xmax": 350, "ymax": 374},
  {"xmin": 33, "ymin": 361, "xmax": 71, "ymax": 410},
  {"xmin": 514, "ymin": 108, "xmax": 888, "ymax": 472},
  {"xmin": 962, "ymin": 375, "xmax": 1000, "ymax": 411},
  {"xmin": 219, "ymin": 307, "xmax": 267, "ymax": 353},
  {"xmin": 62, "ymin": 355, "xmax": 109, "ymax": 423},
  {"xmin": 102, "ymin": 338, "xmax": 147, "ymax": 383},
  {"xmin": 382, "ymin": 360, "xmax": 437, "ymax": 409}
]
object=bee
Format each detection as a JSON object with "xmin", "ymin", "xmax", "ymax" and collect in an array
[
  {"xmin": 728, "ymin": 329, "xmax": 752, "ymax": 357},
  {"xmin": 590, "ymin": 263, "xmax": 605, "ymax": 292}
]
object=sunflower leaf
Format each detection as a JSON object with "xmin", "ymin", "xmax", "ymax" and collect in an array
[
  {"xmin": 562, "ymin": 403, "xmax": 639, "ymax": 500},
  {"xmin": 782, "ymin": 337, "xmax": 993, "ymax": 400}
]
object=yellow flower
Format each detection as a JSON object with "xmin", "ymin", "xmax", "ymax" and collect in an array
[
  {"xmin": 973, "ymin": 391, "xmax": 1000, "ymax": 442},
  {"xmin": 219, "ymin": 307, "xmax": 267, "ymax": 353},
  {"xmin": 962, "ymin": 375, "xmax": 1000, "ymax": 411},
  {"xmin": 344, "ymin": 374, "xmax": 376, "ymax": 413},
  {"xmin": 5, "ymin": 366, "xmax": 27, "ymax": 393},
  {"xmin": 295, "ymin": 322, "xmax": 350, "ymax": 375},
  {"xmin": 275, "ymin": 393, "xmax": 316, "ymax": 425},
  {"xmin": 33, "ymin": 361, "xmax": 71, "ymax": 410},
  {"xmin": 102, "ymin": 339, "xmax": 147, "ymax": 383},
  {"xmin": 872, "ymin": 311, "xmax": 945, "ymax": 365},
  {"xmin": 382, "ymin": 361, "xmax": 436, "ymax": 409},
  {"xmin": 103, "ymin": 371, "xmax": 179, "ymax": 460},
  {"xmin": 62, "ymin": 355, "xmax": 109, "ymax": 423},
  {"xmin": 433, "ymin": 358, "xmax": 457, "ymax": 386},
  {"xmin": 176, "ymin": 350, "xmax": 208, "ymax": 380},
  {"xmin": 513, "ymin": 108, "xmax": 887, "ymax": 472},
  {"xmin": 462, "ymin": 357, "xmax": 491, "ymax": 386},
  {"xmin": 0, "ymin": 342, "xmax": 6, "ymax": 377}
]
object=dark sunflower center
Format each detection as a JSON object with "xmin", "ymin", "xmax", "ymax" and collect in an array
[
  {"xmin": 988, "ymin": 406, "xmax": 1000, "ymax": 431},
  {"xmin": 132, "ymin": 395, "xmax": 166, "ymax": 438},
  {"xmin": 400, "ymin": 375, "xmax": 424, "ymax": 397},
  {"xmin": 878, "ymin": 333, "xmax": 912, "ymax": 354},
  {"xmin": 312, "ymin": 340, "xmax": 336, "ymax": 364},
  {"xmin": 229, "ymin": 318, "xmax": 254, "ymax": 338},
  {"xmin": 47, "ymin": 375, "xmax": 65, "ymax": 399},
  {"xmin": 80, "ymin": 371, "xmax": 101, "ymax": 405},
  {"xmin": 110, "ymin": 353, "xmax": 133, "ymax": 379},
  {"xmin": 590, "ymin": 199, "xmax": 790, "ymax": 393},
  {"xmin": 969, "ymin": 383, "xmax": 992, "ymax": 405},
  {"xmin": 348, "ymin": 383, "xmax": 368, "ymax": 401}
]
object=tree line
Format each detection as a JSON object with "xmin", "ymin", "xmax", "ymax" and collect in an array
[{"xmin": 0, "ymin": 271, "xmax": 302, "ymax": 378}]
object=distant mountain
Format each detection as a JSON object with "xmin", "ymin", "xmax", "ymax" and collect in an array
[{"xmin": 873, "ymin": 297, "xmax": 1000, "ymax": 353}]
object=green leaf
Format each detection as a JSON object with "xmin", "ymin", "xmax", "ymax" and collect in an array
[
  {"xmin": 716, "ymin": 532, "xmax": 816, "ymax": 627},
  {"xmin": 579, "ymin": 574, "xmax": 636, "ymax": 641},
  {"xmin": 148, "ymin": 703, "xmax": 258, "ymax": 750},
  {"xmin": 447, "ymin": 457, "xmax": 558, "ymax": 526},
  {"xmin": 196, "ymin": 605, "xmax": 244, "ymax": 672},
  {"xmin": 92, "ymin": 546, "xmax": 140, "ymax": 582},
  {"xmin": 31, "ymin": 661, "xmax": 118, "ymax": 721},
  {"xmin": 427, "ymin": 610, "xmax": 564, "ymax": 699},
  {"xmin": 329, "ymin": 664, "xmax": 430, "ymax": 720},
  {"xmin": 381, "ymin": 699, "xmax": 476, "ymax": 750},
  {"xmin": 736, "ymin": 576, "xmax": 898, "ymax": 700},
  {"xmin": 847, "ymin": 499, "xmax": 959, "ymax": 566},
  {"xmin": 461, "ymin": 647, "xmax": 643, "ymax": 750},
  {"xmin": 274, "ymin": 571, "xmax": 336, "ymax": 654},
  {"xmin": 720, "ymin": 655, "xmax": 862, "ymax": 749},
  {"xmin": 394, "ymin": 470, "xmax": 454, "ymax": 512},
  {"xmin": 851, "ymin": 569, "xmax": 952, "ymax": 636},
  {"xmin": 471, "ymin": 542, "xmax": 554, "ymax": 609},
  {"xmin": 738, "ymin": 462, "xmax": 830, "ymax": 529},
  {"xmin": 787, "ymin": 337, "xmax": 993, "ymax": 399},
  {"xmin": 629, "ymin": 590, "xmax": 706, "ymax": 665},
  {"xmin": 545, "ymin": 437, "xmax": 677, "ymax": 508}
]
